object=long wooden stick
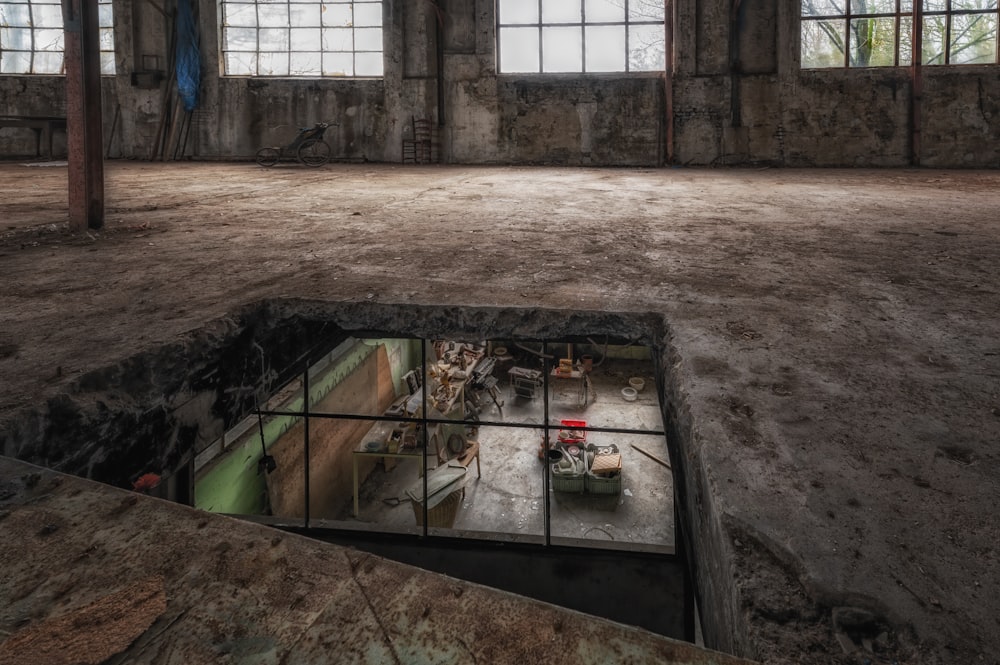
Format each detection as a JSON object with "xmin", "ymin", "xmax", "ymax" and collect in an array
[{"xmin": 631, "ymin": 444, "xmax": 671, "ymax": 470}]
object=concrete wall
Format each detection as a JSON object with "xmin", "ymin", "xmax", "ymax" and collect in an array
[{"xmin": 0, "ymin": 0, "xmax": 997, "ymax": 166}]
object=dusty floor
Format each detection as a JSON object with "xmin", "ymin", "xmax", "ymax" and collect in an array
[{"xmin": 1, "ymin": 162, "xmax": 999, "ymax": 664}]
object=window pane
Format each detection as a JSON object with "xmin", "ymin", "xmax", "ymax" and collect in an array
[
  {"xmin": 354, "ymin": 2, "xmax": 382, "ymax": 26},
  {"xmin": 355, "ymin": 50, "xmax": 383, "ymax": 75},
  {"xmin": 923, "ymin": 0, "xmax": 946, "ymax": 11},
  {"xmin": 259, "ymin": 51, "xmax": 289, "ymax": 75},
  {"xmin": 949, "ymin": 13, "xmax": 997, "ymax": 63},
  {"xmin": 499, "ymin": 0, "xmax": 539, "ymax": 24},
  {"xmin": 225, "ymin": 27, "xmax": 258, "ymax": 50},
  {"xmin": 100, "ymin": 27, "xmax": 114, "ymax": 51},
  {"xmin": 291, "ymin": 27, "xmax": 321, "ymax": 49},
  {"xmin": 323, "ymin": 3, "xmax": 353, "ymax": 26},
  {"xmin": 922, "ymin": 15, "xmax": 946, "ymax": 63},
  {"xmin": 585, "ymin": 25, "xmax": 625, "ymax": 71},
  {"xmin": 628, "ymin": 23, "xmax": 665, "ymax": 70},
  {"xmin": 898, "ymin": 16, "xmax": 913, "ymax": 64},
  {"xmin": 225, "ymin": 3, "xmax": 259, "ymax": 26},
  {"xmin": 849, "ymin": 17, "xmax": 896, "ymax": 65},
  {"xmin": 259, "ymin": 27, "xmax": 290, "ymax": 49},
  {"xmin": 629, "ymin": 0, "xmax": 665, "ymax": 21},
  {"xmin": 289, "ymin": 51, "xmax": 322, "ymax": 75},
  {"xmin": 952, "ymin": 0, "xmax": 997, "ymax": 9},
  {"xmin": 226, "ymin": 51, "xmax": 258, "ymax": 75},
  {"xmin": 1, "ymin": 27, "xmax": 31, "ymax": 50},
  {"xmin": 499, "ymin": 26, "xmax": 539, "ymax": 71},
  {"xmin": 801, "ymin": 18, "xmax": 846, "ymax": 66},
  {"xmin": 851, "ymin": 0, "xmax": 894, "ymax": 13},
  {"xmin": 323, "ymin": 50, "xmax": 353, "ymax": 75},
  {"xmin": 100, "ymin": 51, "xmax": 115, "ymax": 75},
  {"xmin": 32, "ymin": 5, "xmax": 62, "ymax": 27},
  {"xmin": 0, "ymin": 50, "xmax": 32, "ymax": 73},
  {"xmin": 0, "ymin": 4, "xmax": 32, "ymax": 26},
  {"xmin": 354, "ymin": 26, "xmax": 382, "ymax": 50},
  {"xmin": 542, "ymin": 26, "xmax": 582, "ymax": 71},
  {"xmin": 585, "ymin": 0, "xmax": 624, "ymax": 22},
  {"xmin": 802, "ymin": 0, "xmax": 846, "ymax": 16},
  {"xmin": 99, "ymin": 2, "xmax": 114, "ymax": 26},
  {"xmin": 289, "ymin": 2, "xmax": 321, "ymax": 25},
  {"xmin": 323, "ymin": 26, "xmax": 353, "ymax": 50},
  {"xmin": 543, "ymin": 0, "xmax": 581, "ymax": 23},
  {"xmin": 33, "ymin": 50, "xmax": 62, "ymax": 73},
  {"xmin": 258, "ymin": 4, "xmax": 289, "ymax": 27},
  {"xmin": 35, "ymin": 28, "xmax": 63, "ymax": 51}
]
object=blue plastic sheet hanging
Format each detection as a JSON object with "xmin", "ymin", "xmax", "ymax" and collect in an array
[{"xmin": 175, "ymin": 0, "xmax": 200, "ymax": 112}]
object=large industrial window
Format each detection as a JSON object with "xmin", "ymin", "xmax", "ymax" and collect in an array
[
  {"xmin": 0, "ymin": 0, "xmax": 115, "ymax": 75},
  {"xmin": 220, "ymin": 0, "xmax": 384, "ymax": 77},
  {"xmin": 497, "ymin": 0, "xmax": 665, "ymax": 73},
  {"xmin": 801, "ymin": 0, "xmax": 999, "ymax": 67}
]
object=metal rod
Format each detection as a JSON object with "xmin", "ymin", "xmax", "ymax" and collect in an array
[
  {"xmin": 911, "ymin": 0, "xmax": 923, "ymax": 165},
  {"xmin": 421, "ymin": 338, "xmax": 429, "ymax": 536},
  {"xmin": 303, "ymin": 364, "xmax": 310, "ymax": 529},
  {"xmin": 542, "ymin": 341, "xmax": 551, "ymax": 547},
  {"xmin": 663, "ymin": 0, "xmax": 674, "ymax": 164}
]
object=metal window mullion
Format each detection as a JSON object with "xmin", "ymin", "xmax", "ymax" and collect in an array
[
  {"xmin": 945, "ymin": 0, "xmax": 952, "ymax": 64},
  {"xmin": 538, "ymin": 0, "xmax": 543, "ymax": 72},
  {"xmin": 845, "ymin": 0, "xmax": 853, "ymax": 66},
  {"xmin": 625, "ymin": 0, "xmax": 631, "ymax": 72},
  {"xmin": 581, "ymin": 0, "xmax": 587, "ymax": 72},
  {"xmin": 29, "ymin": 0, "xmax": 36, "ymax": 75},
  {"xmin": 285, "ymin": 0, "xmax": 291, "ymax": 76},
  {"xmin": 255, "ymin": 1, "xmax": 262, "ymax": 75}
]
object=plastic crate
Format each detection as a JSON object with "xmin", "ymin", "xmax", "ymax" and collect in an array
[
  {"xmin": 551, "ymin": 465, "xmax": 585, "ymax": 493},
  {"xmin": 585, "ymin": 470, "xmax": 622, "ymax": 494},
  {"xmin": 557, "ymin": 419, "xmax": 587, "ymax": 444}
]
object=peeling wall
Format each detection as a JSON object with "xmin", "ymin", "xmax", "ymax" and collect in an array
[{"xmin": 0, "ymin": 0, "xmax": 997, "ymax": 165}]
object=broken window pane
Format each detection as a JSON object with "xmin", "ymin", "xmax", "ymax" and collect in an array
[
  {"xmin": 258, "ymin": 50, "xmax": 290, "ymax": 75},
  {"xmin": 226, "ymin": 3, "xmax": 258, "ymax": 27},
  {"xmin": 801, "ymin": 18, "xmax": 846, "ymax": 67},
  {"xmin": 100, "ymin": 51, "xmax": 115, "ymax": 75},
  {"xmin": 226, "ymin": 51, "xmax": 258, "ymax": 75},
  {"xmin": 34, "ymin": 28, "xmax": 63, "ymax": 52},
  {"xmin": 289, "ymin": 51, "xmax": 322, "ymax": 75}
]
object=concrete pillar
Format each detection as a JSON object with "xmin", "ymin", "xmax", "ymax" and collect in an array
[{"xmin": 64, "ymin": 0, "xmax": 105, "ymax": 231}]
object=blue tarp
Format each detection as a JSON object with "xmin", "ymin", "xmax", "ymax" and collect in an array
[{"xmin": 175, "ymin": 0, "xmax": 200, "ymax": 112}]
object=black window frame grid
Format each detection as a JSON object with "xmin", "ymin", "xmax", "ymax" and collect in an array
[{"xmin": 0, "ymin": 0, "xmax": 116, "ymax": 76}]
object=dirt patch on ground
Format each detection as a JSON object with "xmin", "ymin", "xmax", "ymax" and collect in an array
[{"xmin": 1, "ymin": 162, "xmax": 998, "ymax": 663}]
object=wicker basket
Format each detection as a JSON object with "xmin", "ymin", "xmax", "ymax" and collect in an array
[{"xmin": 411, "ymin": 487, "xmax": 463, "ymax": 527}]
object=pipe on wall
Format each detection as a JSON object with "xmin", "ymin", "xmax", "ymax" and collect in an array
[{"xmin": 663, "ymin": 0, "xmax": 675, "ymax": 165}]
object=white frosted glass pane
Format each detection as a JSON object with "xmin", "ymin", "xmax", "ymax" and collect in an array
[
  {"xmin": 291, "ymin": 27, "xmax": 321, "ymax": 49},
  {"xmin": 499, "ymin": 0, "xmax": 539, "ymax": 24},
  {"xmin": 323, "ymin": 51, "xmax": 353, "ymax": 75},
  {"xmin": 1, "ymin": 27, "xmax": 30, "ymax": 50},
  {"xmin": 259, "ymin": 51, "xmax": 289, "ymax": 75},
  {"xmin": 585, "ymin": 25, "xmax": 625, "ymax": 71},
  {"xmin": 354, "ymin": 2, "xmax": 382, "ymax": 26},
  {"xmin": 226, "ymin": 51, "xmax": 257, "ymax": 74},
  {"xmin": 542, "ymin": 26, "xmax": 582, "ymax": 71},
  {"xmin": 289, "ymin": 51, "xmax": 322, "ymax": 74},
  {"xmin": 33, "ymin": 5, "xmax": 62, "ymax": 28},
  {"xmin": 543, "ymin": 0, "xmax": 581, "ymax": 23},
  {"xmin": 0, "ymin": 5, "xmax": 32, "ymax": 26},
  {"xmin": 258, "ymin": 4, "xmax": 289, "ymax": 26},
  {"xmin": 323, "ymin": 3, "xmax": 353, "ymax": 26},
  {"xmin": 100, "ymin": 51, "xmax": 115, "ymax": 74},
  {"xmin": 323, "ymin": 26, "xmax": 352, "ymax": 50},
  {"xmin": 289, "ymin": 2, "xmax": 321, "ymax": 25},
  {"xmin": 355, "ymin": 50, "xmax": 383, "ymax": 75},
  {"xmin": 225, "ymin": 27, "xmax": 258, "ymax": 50},
  {"xmin": 99, "ymin": 3, "xmax": 114, "ymax": 26},
  {"xmin": 499, "ymin": 26, "xmax": 539, "ymax": 71},
  {"xmin": 35, "ymin": 28, "xmax": 64, "ymax": 51},
  {"xmin": 628, "ymin": 23, "xmax": 664, "ymax": 70},
  {"xmin": 585, "ymin": 0, "xmax": 624, "ymax": 22},
  {"xmin": 100, "ymin": 27, "xmax": 114, "ymax": 51},
  {"xmin": 0, "ymin": 51, "xmax": 31, "ymax": 73},
  {"xmin": 33, "ymin": 50, "xmax": 63, "ymax": 73},
  {"xmin": 225, "ymin": 3, "xmax": 258, "ymax": 26},
  {"xmin": 354, "ymin": 26, "xmax": 381, "ymax": 49},
  {"xmin": 259, "ymin": 27, "xmax": 289, "ymax": 49}
]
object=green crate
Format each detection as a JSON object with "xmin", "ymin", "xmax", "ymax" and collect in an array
[
  {"xmin": 585, "ymin": 470, "xmax": 622, "ymax": 494},
  {"xmin": 551, "ymin": 466, "xmax": 585, "ymax": 493}
]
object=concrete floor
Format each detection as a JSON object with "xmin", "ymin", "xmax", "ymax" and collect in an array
[
  {"xmin": 1, "ymin": 162, "xmax": 999, "ymax": 664},
  {"xmin": 345, "ymin": 360, "xmax": 674, "ymax": 549}
]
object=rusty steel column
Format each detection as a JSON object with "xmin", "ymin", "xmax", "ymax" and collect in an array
[{"xmin": 63, "ymin": 0, "xmax": 105, "ymax": 231}]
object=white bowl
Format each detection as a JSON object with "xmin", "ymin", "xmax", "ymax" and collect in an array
[
  {"xmin": 629, "ymin": 377, "xmax": 645, "ymax": 392},
  {"xmin": 621, "ymin": 387, "xmax": 638, "ymax": 402}
]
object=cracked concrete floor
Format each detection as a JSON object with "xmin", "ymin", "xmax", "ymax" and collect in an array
[{"xmin": 1, "ymin": 162, "xmax": 999, "ymax": 664}]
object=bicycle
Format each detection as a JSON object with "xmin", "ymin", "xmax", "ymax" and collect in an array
[{"xmin": 255, "ymin": 122, "xmax": 336, "ymax": 168}]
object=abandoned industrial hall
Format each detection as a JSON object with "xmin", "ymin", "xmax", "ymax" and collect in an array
[{"xmin": 0, "ymin": 0, "xmax": 998, "ymax": 663}]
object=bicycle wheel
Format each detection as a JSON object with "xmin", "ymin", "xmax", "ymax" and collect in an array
[
  {"xmin": 255, "ymin": 147, "xmax": 280, "ymax": 167},
  {"xmin": 296, "ymin": 139, "xmax": 331, "ymax": 167}
]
